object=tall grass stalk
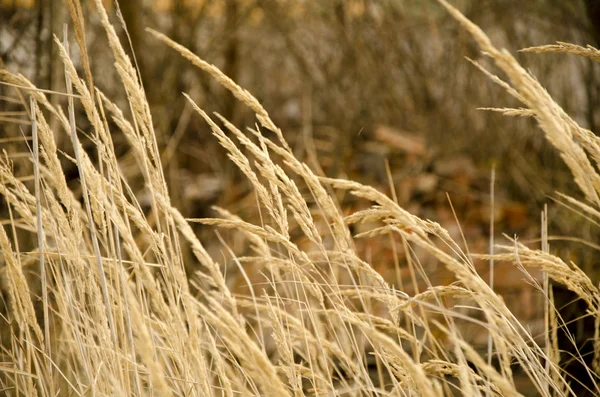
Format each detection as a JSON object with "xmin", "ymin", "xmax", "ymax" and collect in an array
[{"xmin": 0, "ymin": 0, "xmax": 598, "ymax": 396}]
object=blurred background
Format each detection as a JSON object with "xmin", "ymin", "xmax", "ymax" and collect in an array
[
  {"xmin": 2, "ymin": 1, "xmax": 600, "ymax": 391},
  {"xmin": 2, "ymin": 0, "xmax": 599, "ymax": 277}
]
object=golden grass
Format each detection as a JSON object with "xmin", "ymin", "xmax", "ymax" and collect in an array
[{"xmin": 0, "ymin": 0, "xmax": 598, "ymax": 395}]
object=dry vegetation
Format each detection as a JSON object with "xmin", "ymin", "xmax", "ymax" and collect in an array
[{"xmin": 1, "ymin": 0, "xmax": 600, "ymax": 396}]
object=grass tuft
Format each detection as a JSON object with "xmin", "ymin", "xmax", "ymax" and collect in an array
[{"xmin": 0, "ymin": 0, "xmax": 599, "ymax": 396}]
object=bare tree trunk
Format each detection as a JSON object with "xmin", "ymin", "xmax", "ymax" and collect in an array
[
  {"xmin": 35, "ymin": 0, "xmax": 44, "ymax": 87},
  {"xmin": 119, "ymin": 0, "xmax": 143, "ymax": 76},
  {"xmin": 584, "ymin": 0, "xmax": 600, "ymax": 44},
  {"xmin": 223, "ymin": 0, "xmax": 239, "ymax": 124},
  {"xmin": 584, "ymin": 0, "xmax": 600, "ymax": 134}
]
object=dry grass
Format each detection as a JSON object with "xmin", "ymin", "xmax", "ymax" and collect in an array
[{"xmin": 0, "ymin": 0, "xmax": 599, "ymax": 396}]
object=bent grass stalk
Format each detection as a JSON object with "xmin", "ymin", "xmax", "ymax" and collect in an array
[{"xmin": 0, "ymin": 0, "xmax": 599, "ymax": 396}]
